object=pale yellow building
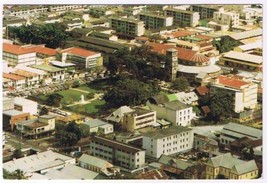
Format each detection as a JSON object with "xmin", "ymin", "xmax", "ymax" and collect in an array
[{"xmin": 205, "ymin": 153, "xmax": 258, "ymax": 179}]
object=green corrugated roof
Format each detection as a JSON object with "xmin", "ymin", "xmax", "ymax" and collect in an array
[
  {"xmin": 32, "ymin": 65, "xmax": 63, "ymax": 73},
  {"xmin": 167, "ymin": 94, "xmax": 178, "ymax": 102}
]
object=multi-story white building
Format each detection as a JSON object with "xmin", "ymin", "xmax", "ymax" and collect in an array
[
  {"xmin": 213, "ymin": 9, "xmax": 239, "ymax": 27},
  {"xmin": 3, "ymin": 43, "xmax": 37, "ymax": 67},
  {"xmin": 147, "ymin": 95, "xmax": 194, "ymax": 126},
  {"xmin": 210, "ymin": 75, "xmax": 258, "ymax": 113},
  {"xmin": 142, "ymin": 126, "xmax": 194, "ymax": 158},
  {"xmin": 109, "ymin": 17, "xmax": 145, "ymax": 37},
  {"xmin": 164, "ymin": 8, "xmax": 200, "ymax": 27},
  {"xmin": 122, "ymin": 107, "xmax": 156, "ymax": 132},
  {"xmin": 14, "ymin": 97, "xmax": 38, "ymax": 115},
  {"xmin": 3, "ymin": 73, "xmax": 26, "ymax": 89},
  {"xmin": 61, "ymin": 47, "xmax": 103, "ymax": 69},
  {"xmin": 190, "ymin": 5, "xmax": 224, "ymax": 20},
  {"xmin": 10, "ymin": 69, "xmax": 39, "ymax": 88},
  {"xmin": 48, "ymin": 5, "xmax": 87, "ymax": 12},
  {"xmin": 138, "ymin": 13, "xmax": 173, "ymax": 29},
  {"xmin": 4, "ymin": 5, "xmax": 48, "ymax": 18},
  {"xmin": 89, "ymin": 136, "xmax": 145, "ymax": 170}
]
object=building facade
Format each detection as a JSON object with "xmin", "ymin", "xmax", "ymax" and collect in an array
[
  {"xmin": 213, "ymin": 9, "xmax": 239, "ymax": 27},
  {"xmin": 122, "ymin": 107, "xmax": 156, "ymax": 132},
  {"xmin": 138, "ymin": 12, "xmax": 173, "ymax": 29},
  {"xmin": 205, "ymin": 153, "xmax": 258, "ymax": 179},
  {"xmin": 164, "ymin": 8, "xmax": 200, "ymax": 27},
  {"xmin": 142, "ymin": 126, "xmax": 194, "ymax": 158},
  {"xmin": 109, "ymin": 17, "xmax": 145, "ymax": 36},
  {"xmin": 210, "ymin": 75, "xmax": 258, "ymax": 113},
  {"xmin": 89, "ymin": 136, "xmax": 145, "ymax": 170},
  {"xmin": 190, "ymin": 5, "xmax": 223, "ymax": 20}
]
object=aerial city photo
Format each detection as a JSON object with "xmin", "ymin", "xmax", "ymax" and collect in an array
[{"xmin": 1, "ymin": 4, "xmax": 263, "ymax": 180}]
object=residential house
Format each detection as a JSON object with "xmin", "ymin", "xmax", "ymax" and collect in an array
[
  {"xmin": 142, "ymin": 126, "xmax": 194, "ymax": 158},
  {"xmin": 205, "ymin": 153, "xmax": 258, "ymax": 179},
  {"xmin": 61, "ymin": 47, "xmax": 103, "ymax": 69},
  {"xmin": 147, "ymin": 94, "xmax": 194, "ymax": 126},
  {"xmin": 81, "ymin": 119, "xmax": 113, "ymax": 135},
  {"xmin": 3, "ymin": 150, "xmax": 75, "ymax": 174},
  {"xmin": 78, "ymin": 154, "xmax": 119, "ymax": 176},
  {"xmin": 122, "ymin": 107, "xmax": 156, "ymax": 132},
  {"xmin": 194, "ymin": 133, "xmax": 219, "ymax": 153},
  {"xmin": 16, "ymin": 115, "xmax": 56, "ymax": 139},
  {"xmin": 3, "ymin": 109, "xmax": 30, "ymax": 131},
  {"xmin": 219, "ymin": 122, "xmax": 262, "ymax": 145},
  {"xmin": 183, "ymin": 164, "xmax": 206, "ymax": 179},
  {"xmin": 10, "ymin": 69, "xmax": 39, "ymax": 88},
  {"xmin": 89, "ymin": 136, "xmax": 145, "ymax": 171},
  {"xmin": 167, "ymin": 92, "xmax": 199, "ymax": 106}
]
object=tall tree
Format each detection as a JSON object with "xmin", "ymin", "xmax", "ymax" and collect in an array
[
  {"xmin": 39, "ymin": 106, "xmax": 49, "ymax": 116},
  {"xmin": 210, "ymin": 90, "xmax": 233, "ymax": 121},
  {"xmin": 46, "ymin": 93, "xmax": 63, "ymax": 107},
  {"xmin": 171, "ymin": 76, "xmax": 190, "ymax": 91}
]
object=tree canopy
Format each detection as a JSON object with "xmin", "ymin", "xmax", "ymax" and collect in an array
[
  {"xmin": 106, "ymin": 46, "xmax": 170, "ymax": 81},
  {"xmin": 104, "ymin": 78, "xmax": 160, "ymax": 107},
  {"xmin": 46, "ymin": 93, "xmax": 63, "ymax": 107},
  {"xmin": 212, "ymin": 36, "xmax": 241, "ymax": 53},
  {"xmin": 171, "ymin": 76, "xmax": 190, "ymax": 91},
  {"xmin": 55, "ymin": 122, "xmax": 82, "ymax": 147},
  {"xmin": 8, "ymin": 23, "xmax": 68, "ymax": 48},
  {"xmin": 3, "ymin": 169, "xmax": 26, "ymax": 180},
  {"xmin": 210, "ymin": 90, "xmax": 233, "ymax": 121}
]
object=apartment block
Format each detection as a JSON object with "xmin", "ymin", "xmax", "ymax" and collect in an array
[
  {"xmin": 142, "ymin": 126, "xmax": 194, "ymax": 158},
  {"xmin": 205, "ymin": 153, "xmax": 258, "ymax": 179},
  {"xmin": 190, "ymin": 5, "xmax": 223, "ymax": 19},
  {"xmin": 122, "ymin": 107, "xmax": 156, "ymax": 132},
  {"xmin": 147, "ymin": 95, "xmax": 194, "ymax": 126},
  {"xmin": 109, "ymin": 17, "xmax": 145, "ymax": 36},
  {"xmin": 164, "ymin": 8, "xmax": 199, "ymax": 27},
  {"xmin": 138, "ymin": 12, "xmax": 173, "ymax": 29},
  {"xmin": 89, "ymin": 136, "xmax": 145, "ymax": 170},
  {"xmin": 210, "ymin": 75, "xmax": 258, "ymax": 113},
  {"xmin": 213, "ymin": 9, "xmax": 239, "ymax": 27}
]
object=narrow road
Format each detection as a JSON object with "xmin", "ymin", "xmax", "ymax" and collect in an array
[{"xmin": 70, "ymin": 88, "xmax": 90, "ymax": 93}]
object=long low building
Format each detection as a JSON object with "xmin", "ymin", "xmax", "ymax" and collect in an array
[
  {"xmin": 219, "ymin": 122, "xmax": 262, "ymax": 145},
  {"xmin": 218, "ymin": 51, "xmax": 262, "ymax": 72},
  {"xmin": 89, "ymin": 136, "xmax": 145, "ymax": 171},
  {"xmin": 3, "ymin": 150, "xmax": 75, "ymax": 174}
]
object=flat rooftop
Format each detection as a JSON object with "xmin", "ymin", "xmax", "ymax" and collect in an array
[
  {"xmin": 223, "ymin": 51, "xmax": 262, "ymax": 64},
  {"xmin": 143, "ymin": 126, "xmax": 192, "ymax": 139}
]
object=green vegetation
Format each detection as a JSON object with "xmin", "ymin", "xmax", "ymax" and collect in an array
[
  {"xmin": 171, "ymin": 76, "xmax": 190, "ymax": 92},
  {"xmin": 69, "ymin": 99, "xmax": 106, "ymax": 115},
  {"xmin": 46, "ymin": 93, "xmax": 63, "ymax": 107},
  {"xmin": 212, "ymin": 36, "xmax": 241, "ymax": 53},
  {"xmin": 56, "ymin": 89, "xmax": 88, "ymax": 105},
  {"xmin": 104, "ymin": 78, "xmax": 160, "ymax": 107},
  {"xmin": 3, "ymin": 169, "xmax": 26, "ymax": 180},
  {"xmin": 55, "ymin": 122, "xmax": 82, "ymax": 147},
  {"xmin": 8, "ymin": 23, "xmax": 68, "ymax": 48}
]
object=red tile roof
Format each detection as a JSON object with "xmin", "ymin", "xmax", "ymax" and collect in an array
[
  {"xmin": 217, "ymin": 75, "xmax": 250, "ymax": 89},
  {"xmin": 135, "ymin": 36, "xmax": 149, "ymax": 41},
  {"xmin": 195, "ymin": 86, "xmax": 209, "ymax": 96},
  {"xmin": 3, "ymin": 73, "xmax": 25, "ymax": 81},
  {"xmin": 201, "ymin": 106, "xmax": 211, "ymax": 114},
  {"xmin": 195, "ymin": 34, "xmax": 213, "ymax": 41},
  {"xmin": 3, "ymin": 43, "xmax": 56, "ymax": 56},
  {"xmin": 61, "ymin": 47, "xmax": 98, "ymax": 57},
  {"xmin": 165, "ymin": 30, "xmax": 197, "ymax": 38},
  {"xmin": 3, "ymin": 43, "xmax": 35, "ymax": 55},
  {"xmin": 147, "ymin": 42, "xmax": 209, "ymax": 63}
]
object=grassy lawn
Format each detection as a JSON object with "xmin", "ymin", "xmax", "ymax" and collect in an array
[
  {"xmin": 76, "ymin": 86, "xmax": 97, "ymax": 93},
  {"xmin": 56, "ymin": 89, "xmax": 89, "ymax": 105},
  {"xmin": 69, "ymin": 99, "xmax": 106, "ymax": 115}
]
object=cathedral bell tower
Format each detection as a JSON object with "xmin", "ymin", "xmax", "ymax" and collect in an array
[{"xmin": 166, "ymin": 48, "xmax": 179, "ymax": 81}]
